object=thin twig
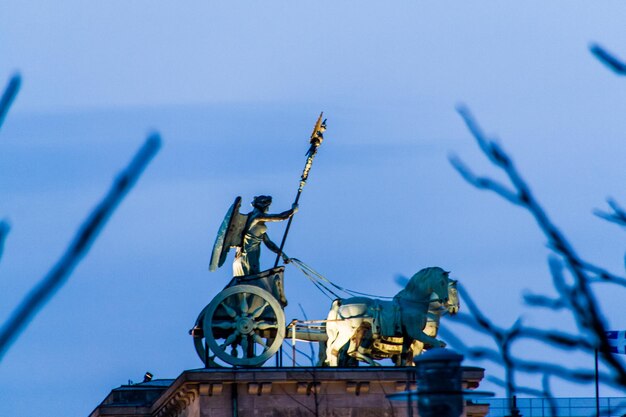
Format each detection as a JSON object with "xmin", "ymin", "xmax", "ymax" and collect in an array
[
  {"xmin": 447, "ymin": 284, "xmax": 519, "ymax": 410},
  {"xmin": 594, "ymin": 198, "xmax": 626, "ymax": 227},
  {"xmin": 0, "ymin": 134, "xmax": 161, "ymax": 360},
  {"xmin": 438, "ymin": 327, "xmax": 503, "ymax": 364},
  {"xmin": 590, "ymin": 43, "xmax": 626, "ymax": 75},
  {"xmin": 444, "ymin": 322, "xmax": 618, "ymax": 387},
  {"xmin": 522, "ymin": 291, "xmax": 567, "ymax": 310},
  {"xmin": 487, "ymin": 375, "xmax": 543, "ymax": 397},
  {"xmin": 0, "ymin": 220, "xmax": 9, "ymax": 264},
  {"xmin": 541, "ymin": 375, "xmax": 558, "ymax": 417},
  {"xmin": 578, "ymin": 259, "xmax": 626, "ymax": 287},
  {"xmin": 453, "ymin": 106, "xmax": 626, "ymax": 385},
  {"xmin": 515, "ymin": 327, "xmax": 594, "ymax": 351},
  {"xmin": 0, "ymin": 74, "xmax": 21, "ymax": 130},
  {"xmin": 449, "ymin": 155, "xmax": 522, "ymax": 206}
]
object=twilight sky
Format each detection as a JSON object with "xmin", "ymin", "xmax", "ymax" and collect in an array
[{"xmin": 1, "ymin": 2, "xmax": 626, "ymax": 416}]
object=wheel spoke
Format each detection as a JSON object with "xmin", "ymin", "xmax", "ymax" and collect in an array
[
  {"xmin": 221, "ymin": 303, "xmax": 238, "ymax": 319},
  {"xmin": 241, "ymin": 335, "xmax": 249, "ymax": 358},
  {"xmin": 212, "ymin": 321, "xmax": 236, "ymax": 329},
  {"xmin": 249, "ymin": 301, "xmax": 269, "ymax": 319},
  {"xmin": 254, "ymin": 321, "xmax": 277, "ymax": 330},
  {"xmin": 252, "ymin": 333, "xmax": 269, "ymax": 351},
  {"xmin": 221, "ymin": 331, "xmax": 240, "ymax": 349},
  {"xmin": 240, "ymin": 293, "xmax": 249, "ymax": 315}
]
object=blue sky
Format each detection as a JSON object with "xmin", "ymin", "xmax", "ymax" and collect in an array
[{"xmin": 2, "ymin": 2, "xmax": 626, "ymax": 416}]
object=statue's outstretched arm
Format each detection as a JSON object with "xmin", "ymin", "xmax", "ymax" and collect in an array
[
  {"xmin": 263, "ymin": 234, "xmax": 289, "ymax": 262},
  {"xmin": 256, "ymin": 204, "xmax": 298, "ymax": 222}
]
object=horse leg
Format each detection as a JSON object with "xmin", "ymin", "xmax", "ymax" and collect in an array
[
  {"xmin": 407, "ymin": 325, "xmax": 445, "ymax": 349},
  {"xmin": 350, "ymin": 322, "xmax": 378, "ymax": 366},
  {"xmin": 317, "ymin": 341, "xmax": 327, "ymax": 366},
  {"xmin": 326, "ymin": 323, "xmax": 354, "ymax": 367},
  {"xmin": 411, "ymin": 339, "xmax": 424, "ymax": 358},
  {"xmin": 324, "ymin": 301, "xmax": 341, "ymax": 366},
  {"xmin": 399, "ymin": 338, "xmax": 415, "ymax": 366},
  {"xmin": 412, "ymin": 321, "xmax": 439, "ymax": 357},
  {"xmin": 337, "ymin": 340, "xmax": 359, "ymax": 367},
  {"xmin": 325, "ymin": 331, "xmax": 339, "ymax": 366}
]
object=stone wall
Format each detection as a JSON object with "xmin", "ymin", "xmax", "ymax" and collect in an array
[{"xmin": 90, "ymin": 367, "xmax": 489, "ymax": 417}]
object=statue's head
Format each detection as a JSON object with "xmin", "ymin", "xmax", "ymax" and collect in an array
[{"xmin": 252, "ymin": 195, "xmax": 272, "ymax": 211}]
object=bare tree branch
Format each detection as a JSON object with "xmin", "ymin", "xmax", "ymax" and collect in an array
[
  {"xmin": 0, "ymin": 73, "xmax": 21, "ymax": 130},
  {"xmin": 0, "ymin": 74, "xmax": 21, "ymax": 265},
  {"xmin": 438, "ymin": 326, "xmax": 504, "ymax": 365},
  {"xmin": 0, "ymin": 134, "xmax": 161, "ymax": 360},
  {"xmin": 487, "ymin": 376, "xmax": 543, "ymax": 397},
  {"xmin": 522, "ymin": 291, "xmax": 567, "ymax": 310},
  {"xmin": 451, "ymin": 309, "xmax": 593, "ymax": 353},
  {"xmin": 0, "ymin": 220, "xmax": 9, "ymax": 264},
  {"xmin": 452, "ymin": 106, "xmax": 626, "ymax": 386},
  {"xmin": 595, "ymin": 198, "xmax": 626, "ymax": 227},
  {"xmin": 590, "ymin": 43, "xmax": 626, "ymax": 75},
  {"xmin": 449, "ymin": 155, "xmax": 522, "ymax": 206},
  {"xmin": 451, "ymin": 284, "xmax": 520, "ymax": 408},
  {"xmin": 515, "ymin": 327, "xmax": 594, "ymax": 351},
  {"xmin": 577, "ymin": 258, "xmax": 626, "ymax": 287},
  {"xmin": 541, "ymin": 375, "xmax": 558, "ymax": 417}
]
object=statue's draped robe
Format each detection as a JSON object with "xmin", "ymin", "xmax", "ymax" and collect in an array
[
  {"xmin": 233, "ymin": 224, "xmax": 266, "ymax": 277},
  {"xmin": 231, "ymin": 206, "xmax": 295, "ymax": 277}
]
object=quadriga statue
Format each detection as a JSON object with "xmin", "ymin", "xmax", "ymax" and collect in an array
[{"xmin": 324, "ymin": 266, "xmax": 452, "ymax": 366}]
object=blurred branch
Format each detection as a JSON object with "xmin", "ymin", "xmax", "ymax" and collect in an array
[
  {"xmin": 515, "ymin": 327, "xmax": 594, "ymax": 351},
  {"xmin": 541, "ymin": 375, "xmax": 558, "ymax": 417},
  {"xmin": 449, "ymin": 155, "xmax": 522, "ymax": 206},
  {"xmin": 442, "ymin": 323, "xmax": 618, "ymax": 392},
  {"xmin": 438, "ymin": 326, "xmax": 504, "ymax": 364},
  {"xmin": 451, "ymin": 310, "xmax": 594, "ymax": 354},
  {"xmin": 1, "ymin": 73, "xmax": 21, "ymax": 264},
  {"xmin": 594, "ymin": 198, "xmax": 626, "ymax": 227},
  {"xmin": 452, "ymin": 105, "xmax": 626, "ymax": 386},
  {"xmin": 574, "ymin": 258, "xmax": 626, "ymax": 286},
  {"xmin": 0, "ymin": 73, "xmax": 21, "ymax": 130},
  {"xmin": 0, "ymin": 220, "xmax": 9, "ymax": 263},
  {"xmin": 453, "ymin": 284, "xmax": 520, "ymax": 404},
  {"xmin": 590, "ymin": 43, "xmax": 626, "ymax": 75},
  {"xmin": 487, "ymin": 375, "xmax": 543, "ymax": 397},
  {"xmin": 522, "ymin": 291, "xmax": 567, "ymax": 310},
  {"xmin": 0, "ymin": 134, "xmax": 161, "ymax": 360}
]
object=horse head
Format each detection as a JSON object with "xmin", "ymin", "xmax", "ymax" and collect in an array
[{"xmin": 395, "ymin": 266, "xmax": 450, "ymax": 306}]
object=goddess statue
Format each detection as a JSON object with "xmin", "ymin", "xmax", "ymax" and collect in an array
[{"xmin": 232, "ymin": 195, "xmax": 297, "ymax": 276}]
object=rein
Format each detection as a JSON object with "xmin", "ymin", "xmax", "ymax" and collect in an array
[{"xmin": 289, "ymin": 258, "xmax": 394, "ymax": 301}]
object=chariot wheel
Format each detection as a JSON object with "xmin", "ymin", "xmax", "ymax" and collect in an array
[{"xmin": 202, "ymin": 285, "xmax": 285, "ymax": 367}]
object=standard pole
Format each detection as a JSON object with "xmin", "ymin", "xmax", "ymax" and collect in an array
[
  {"xmin": 273, "ymin": 113, "xmax": 326, "ymax": 268},
  {"xmin": 273, "ymin": 191, "xmax": 302, "ymax": 268}
]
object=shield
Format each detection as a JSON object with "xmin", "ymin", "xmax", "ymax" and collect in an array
[{"xmin": 209, "ymin": 196, "xmax": 248, "ymax": 272}]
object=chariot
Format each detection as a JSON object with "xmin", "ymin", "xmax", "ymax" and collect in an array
[{"xmin": 190, "ymin": 267, "xmax": 292, "ymax": 367}]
